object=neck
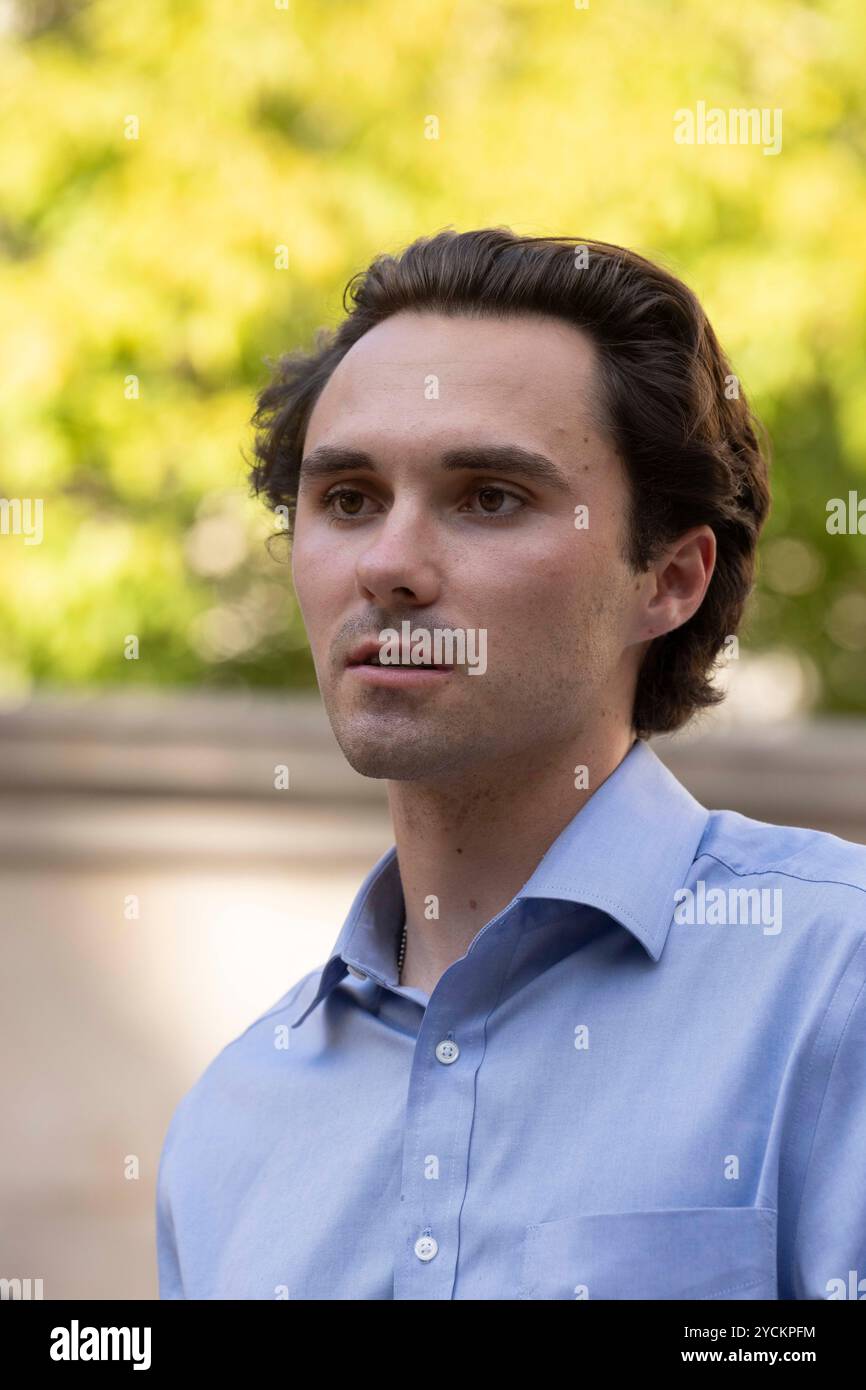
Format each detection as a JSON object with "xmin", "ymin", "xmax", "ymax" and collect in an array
[{"xmin": 388, "ymin": 724, "xmax": 637, "ymax": 995}]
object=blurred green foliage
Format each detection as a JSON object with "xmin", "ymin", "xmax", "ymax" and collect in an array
[{"xmin": 1, "ymin": 0, "xmax": 864, "ymax": 711}]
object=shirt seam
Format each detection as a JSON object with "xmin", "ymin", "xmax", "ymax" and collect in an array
[{"xmin": 696, "ymin": 849, "xmax": 866, "ymax": 896}]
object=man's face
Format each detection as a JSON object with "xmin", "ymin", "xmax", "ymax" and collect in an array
[{"xmin": 291, "ymin": 310, "xmax": 647, "ymax": 781}]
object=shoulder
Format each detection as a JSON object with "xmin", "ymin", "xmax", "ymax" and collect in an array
[
  {"xmin": 688, "ymin": 809, "xmax": 866, "ymax": 975},
  {"xmin": 698, "ymin": 807, "xmax": 866, "ymax": 909},
  {"xmin": 158, "ymin": 966, "xmax": 323, "ymax": 1157}
]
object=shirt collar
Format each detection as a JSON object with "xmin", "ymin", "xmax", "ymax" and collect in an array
[{"xmin": 291, "ymin": 737, "xmax": 710, "ymax": 1028}]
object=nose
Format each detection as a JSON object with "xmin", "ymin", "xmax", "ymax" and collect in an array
[{"xmin": 354, "ymin": 502, "xmax": 441, "ymax": 608}]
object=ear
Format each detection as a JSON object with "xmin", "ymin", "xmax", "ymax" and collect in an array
[{"xmin": 635, "ymin": 525, "xmax": 716, "ymax": 642}]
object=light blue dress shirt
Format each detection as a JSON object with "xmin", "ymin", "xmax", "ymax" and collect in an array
[{"xmin": 156, "ymin": 737, "xmax": 866, "ymax": 1300}]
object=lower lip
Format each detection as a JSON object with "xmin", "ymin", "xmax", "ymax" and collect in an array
[{"xmin": 346, "ymin": 663, "xmax": 455, "ymax": 687}]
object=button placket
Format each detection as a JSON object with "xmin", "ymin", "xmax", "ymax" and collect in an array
[{"xmin": 394, "ymin": 911, "xmax": 524, "ymax": 1299}]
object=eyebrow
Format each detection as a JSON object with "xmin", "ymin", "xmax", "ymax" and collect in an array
[{"xmin": 298, "ymin": 443, "xmax": 573, "ymax": 494}]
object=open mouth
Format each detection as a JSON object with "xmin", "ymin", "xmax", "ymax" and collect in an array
[
  {"xmin": 353, "ymin": 654, "xmax": 452, "ymax": 670},
  {"xmin": 345, "ymin": 635, "xmax": 458, "ymax": 677}
]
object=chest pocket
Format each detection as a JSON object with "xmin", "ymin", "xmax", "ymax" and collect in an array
[{"xmin": 519, "ymin": 1205, "xmax": 777, "ymax": 1300}]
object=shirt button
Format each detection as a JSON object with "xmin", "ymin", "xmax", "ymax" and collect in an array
[
  {"xmin": 435, "ymin": 1039, "xmax": 460, "ymax": 1064},
  {"xmin": 414, "ymin": 1234, "xmax": 439, "ymax": 1262},
  {"xmin": 346, "ymin": 965, "xmax": 367, "ymax": 980}
]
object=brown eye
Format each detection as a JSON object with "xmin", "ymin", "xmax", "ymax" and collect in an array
[
  {"xmin": 465, "ymin": 486, "xmax": 525, "ymax": 518},
  {"xmin": 320, "ymin": 487, "xmax": 370, "ymax": 520},
  {"xmin": 335, "ymin": 490, "xmax": 364, "ymax": 515},
  {"xmin": 477, "ymin": 487, "xmax": 506, "ymax": 512}
]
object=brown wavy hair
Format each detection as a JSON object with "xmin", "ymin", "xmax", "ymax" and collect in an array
[{"xmin": 248, "ymin": 227, "xmax": 771, "ymax": 738}]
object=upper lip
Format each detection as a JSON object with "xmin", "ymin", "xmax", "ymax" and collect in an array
[
  {"xmin": 345, "ymin": 637, "xmax": 453, "ymax": 668},
  {"xmin": 346, "ymin": 639, "xmax": 384, "ymax": 667}
]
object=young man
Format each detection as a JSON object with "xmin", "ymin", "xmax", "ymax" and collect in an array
[{"xmin": 156, "ymin": 229, "xmax": 866, "ymax": 1300}]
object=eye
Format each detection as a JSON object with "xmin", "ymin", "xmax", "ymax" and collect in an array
[
  {"xmin": 317, "ymin": 482, "xmax": 527, "ymax": 523},
  {"xmin": 462, "ymin": 485, "xmax": 526, "ymax": 518},
  {"xmin": 319, "ymin": 487, "xmax": 378, "ymax": 522}
]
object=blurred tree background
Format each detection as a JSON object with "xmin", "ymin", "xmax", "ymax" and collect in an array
[{"xmin": 1, "ymin": 0, "xmax": 864, "ymax": 711}]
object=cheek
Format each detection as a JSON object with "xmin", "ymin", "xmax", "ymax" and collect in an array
[
  {"xmin": 500, "ymin": 539, "xmax": 629, "ymax": 646},
  {"xmin": 291, "ymin": 527, "xmax": 347, "ymax": 609},
  {"xmin": 517, "ymin": 533, "xmax": 610, "ymax": 602},
  {"xmin": 292, "ymin": 513, "xmax": 330, "ymax": 568}
]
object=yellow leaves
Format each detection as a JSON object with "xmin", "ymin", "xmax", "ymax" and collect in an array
[{"xmin": 1, "ymin": 0, "xmax": 864, "ymax": 697}]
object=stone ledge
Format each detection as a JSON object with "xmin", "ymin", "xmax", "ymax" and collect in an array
[{"xmin": 0, "ymin": 691, "xmax": 863, "ymax": 848}]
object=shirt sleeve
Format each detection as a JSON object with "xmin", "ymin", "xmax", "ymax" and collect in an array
[
  {"xmin": 790, "ymin": 948, "xmax": 866, "ymax": 1300},
  {"xmin": 155, "ymin": 1110, "xmax": 185, "ymax": 1300}
]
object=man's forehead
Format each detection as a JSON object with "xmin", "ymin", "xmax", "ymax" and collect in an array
[
  {"xmin": 313, "ymin": 311, "xmax": 599, "ymax": 429},
  {"xmin": 339, "ymin": 309, "xmax": 594, "ymax": 374}
]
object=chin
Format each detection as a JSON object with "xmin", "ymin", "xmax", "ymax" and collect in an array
[
  {"xmin": 339, "ymin": 743, "xmax": 439, "ymax": 781},
  {"xmin": 332, "ymin": 723, "xmax": 461, "ymax": 782}
]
